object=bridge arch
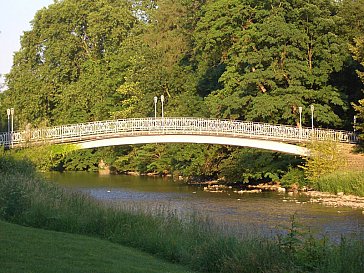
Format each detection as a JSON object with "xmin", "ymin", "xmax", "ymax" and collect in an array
[
  {"xmin": 0, "ymin": 117, "xmax": 356, "ymax": 157},
  {"xmin": 78, "ymin": 135, "xmax": 310, "ymax": 156}
]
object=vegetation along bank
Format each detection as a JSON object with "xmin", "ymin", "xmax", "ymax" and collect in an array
[{"xmin": 1, "ymin": 155, "xmax": 364, "ymax": 273}]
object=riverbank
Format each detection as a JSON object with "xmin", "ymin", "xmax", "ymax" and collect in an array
[
  {"xmin": 201, "ymin": 182, "xmax": 364, "ymax": 210},
  {"xmin": 1, "ymin": 156, "xmax": 364, "ymax": 273},
  {"xmin": 302, "ymin": 191, "xmax": 364, "ymax": 210},
  {"xmin": 192, "ymin": 170, "xmax": 364, "ymax": 210}
]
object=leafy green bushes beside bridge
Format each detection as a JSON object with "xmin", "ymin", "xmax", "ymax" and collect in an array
[{"xmin": 6, "ymin": 143, "xmax": 303, "ymax": 185}]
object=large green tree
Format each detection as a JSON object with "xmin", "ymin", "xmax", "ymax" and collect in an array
[
  {"xmin": 351, "ymin": 37, "xmax": 364, "ymax": 139},
  {"xmin": 334, "ymin": 0, "xmax": 364, "ymax": 129},
  {"xmin": 113, "ymin": 0, "xmax": 205, "ymax": 119},
  {"xmin": 110, "ymin": 0, "xmax": 213, "ymax": 176},
  {"xmin": 4, "ymin": 0, "xmax": 137, "ymax": 127},
  {"xmin": 196, "ymin": 0, "xmax": 349, "ymax": 127}
]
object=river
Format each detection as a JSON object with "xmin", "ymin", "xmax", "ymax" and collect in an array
[{"xmin": 46, "ymin": 172, "xmax": 364, "ymax": 240}]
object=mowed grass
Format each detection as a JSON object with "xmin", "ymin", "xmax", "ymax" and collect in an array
[{"xmin": 0, "ymin": 220, "xmax": 194, "ymax": 273}]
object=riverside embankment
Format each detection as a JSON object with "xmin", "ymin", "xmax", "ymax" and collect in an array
[{"xmin": 1, "ymin": 156, "xmax": 364, "ymax": 273}]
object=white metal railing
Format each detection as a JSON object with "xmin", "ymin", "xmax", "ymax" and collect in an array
[{"xmin": 0, "ymin": 117, "xmax": 358, "ymax": 148}]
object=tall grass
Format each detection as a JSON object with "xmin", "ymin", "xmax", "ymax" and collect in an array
[
  {"xmin": 310, "ymin": 171, "xmax": 364, "ymax": 196},
  {"xmin": 1, "ymin": 155, "xmax": 363, "ymax": 273}
]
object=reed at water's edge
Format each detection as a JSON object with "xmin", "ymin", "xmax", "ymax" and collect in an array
[
  {"xmin": 0, "ymin": 155, "xmax": 363, "ymax": 273},
  {"xmin": 309, "ymin": 171, "xmax": 364, "ymax": 197}
]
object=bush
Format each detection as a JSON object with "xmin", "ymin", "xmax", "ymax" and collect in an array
[
  {"xmin": 280, "ymin": 168, "xmax": 306, "ymax": 188},
  {"xmin": 0, "ymin": 155, "xmax": 36, "ymax": 176},
  {"xmin": 302, "ymin": 140, "xmax": 346, "ymax": 181}
]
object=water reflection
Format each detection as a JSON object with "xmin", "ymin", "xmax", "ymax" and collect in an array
[{"xmin": 46, "ymin": 172, "xmax": 364, "ymax": 240}]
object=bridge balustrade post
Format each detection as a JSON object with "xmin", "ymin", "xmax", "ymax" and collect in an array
[
  {"xmin": 78, "ymin": 124, "xmax": 81, "ymax": 139},
  {"xmin": 237, "ymin": 122, "xmax": 242, "ymax": 136},
  {"xmin": 173, "ymin": 118, "xmax": 177, "ymax": 133}
]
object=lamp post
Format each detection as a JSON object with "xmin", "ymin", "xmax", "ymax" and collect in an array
[
  {"xmin": 10, "ymin": 108, "xmax": 14, "ymax": 148},
  {"xmin": 10, "ymin": 108, "xmax": 14, "ymax": 134},
  {"xmin": 6, "ymin": 109, "xmax": 10, "ymax": 146},
  {"xmin": 6, "ymin": 108, "xmax": 14, "ymax": 148},
  {"xmin": 153, "ymin": 96, "xmax": 158, "ymax": 119},
  {"xmin": 298, "ymin": 107, "xmax": 302, "ymax": 128},
  {"xmin": 310, "ymin": 105, "xmax": 314, "ymax": 130},
  {"xmin": 160, "ymin": 95, "xmax": 164, "ymax": 119},
  {"xmin": 298, "ymin": 106, "xmax": 302, "ymax": 139}
]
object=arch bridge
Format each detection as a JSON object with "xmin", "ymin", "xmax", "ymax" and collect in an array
[{"xmin": 0, "ymin": 117, "xmax": 357, "ymax": 156}]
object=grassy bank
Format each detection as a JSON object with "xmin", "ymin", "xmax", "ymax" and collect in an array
[
  {"xmin": 1, "ymin": 156, "xmax": 363, "ymax": 273},
  {"xmin": 310, "ymin": 171, "xmax": 364, "ymax": 197},
  {"xmin": 0, "ymin": 220, "xmax": 193, "ymax": 273}
]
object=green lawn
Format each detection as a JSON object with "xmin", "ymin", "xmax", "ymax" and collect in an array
[{"xmin": 0, "ymin": 220, "xmax": 194, "ymax": 273}]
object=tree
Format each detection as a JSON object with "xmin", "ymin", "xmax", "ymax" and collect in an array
[
  {"xmin": 4, "ymin": 0, "xmax": 137, "ymax": 127},
  {"xmin": 339, "ymin": 0, "xmax": 364, "ymax": 41},
  {"xmin": 195, "ymin": 0, "xmax": 349, "ymax": 127},
  {"xmin": 112, "ymin": 0, "xmax": 205, "ymax": 119},
  {"xmin": 351, "ymin": 36, "xmax": 364, "ymax": 140},
  {"xmin": 334, "ymin": 0, "xmax": 364, "ymax": 129}
]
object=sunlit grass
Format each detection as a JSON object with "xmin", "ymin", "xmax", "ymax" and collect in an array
[
  {"xmin": 0, "ymin": 220, "xmax": 194, "ymax": 273},
  {"xmin": 310, "ymin": 171, "xmax": 364, "ymax": 196}
]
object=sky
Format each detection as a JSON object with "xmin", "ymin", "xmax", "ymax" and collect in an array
[{"xmin": 0, "ymin": 0, "xmax": 54, "ymax": 89}]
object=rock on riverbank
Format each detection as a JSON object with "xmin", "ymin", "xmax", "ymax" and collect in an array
[{"xmin": 302, "ymin": 191, "xmax": 364, "ymax": 210}]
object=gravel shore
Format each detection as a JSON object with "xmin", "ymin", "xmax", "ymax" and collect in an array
[{"xmin": 302, "ymin": 191, "xmax": 364, "ymax": 210}]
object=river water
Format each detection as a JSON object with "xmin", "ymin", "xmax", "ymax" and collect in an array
[{"xmin": 46, "ymin": 172, "xmax": 364, "ymax": 240}]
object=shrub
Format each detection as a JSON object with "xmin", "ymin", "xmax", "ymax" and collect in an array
[
  {"xmin": 280, "ymin": 168, "xmax": 306, "ymax": 188},
  {"xmin": 302, "ymin": 140, "xmax": 346, "ymax": 181}
]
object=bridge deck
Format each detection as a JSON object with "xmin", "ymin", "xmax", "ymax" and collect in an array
[{"xmin": 0, "ymin": 117, "xmax": 357, "ymax": 149}]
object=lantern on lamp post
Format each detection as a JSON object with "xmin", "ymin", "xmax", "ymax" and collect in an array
[
  {"xmin": 298, "ymin": 107, "xmax": 302, "ymax": 128},
  {"xmin": 6, "ymin": 108, "xmax": 14, "ymax": 147},
  {"xmin": 310, "ymin": 105, "xmax": 314, "ymax": 130},
  {"xmin": 153, "ymin": 96, "xmax": 158, "ymax": 119},
  {"xmin": 298, "ymin": 106, "xmax": 303, "ymax": 139},
  {"xmin": 6, "ymin": 108, "xmax": 10, "ymax": 136},
  {"xmin": 160, "ymin": 95, "xmax": 164, "ymax": 119}
]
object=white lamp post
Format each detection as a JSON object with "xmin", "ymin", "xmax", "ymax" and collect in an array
[
  {"xmin": 298, "ymin": 107, "xmax": 302, "ymax": 128},
  {"xmin": 10, "ymin": 108, "xmax": 14, "ymax": 148},
  {"xmin": 298, "ymin": 106, "xmax": 302, "ymax": 139},
  {"xmin": 10, "ymin": 108, "xmax": 14, "ymax": 134},
  {"xmin": 160, "ymin": 95, "xmax": 164, "ymax": 119},
  {"xmin": 7, "ymin": 108, "xmax": 14, "ymax": 147},
  {"xmin": 153, "ymin": 96, "xmax": 158, "ymax": 119},
  {"xmin": 310, "ymin": 105, "xmax": 314, "ymax": 130},
  {"xmin": 6, "ymin": 108, "xmax": 10, "ymax": 133}
]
